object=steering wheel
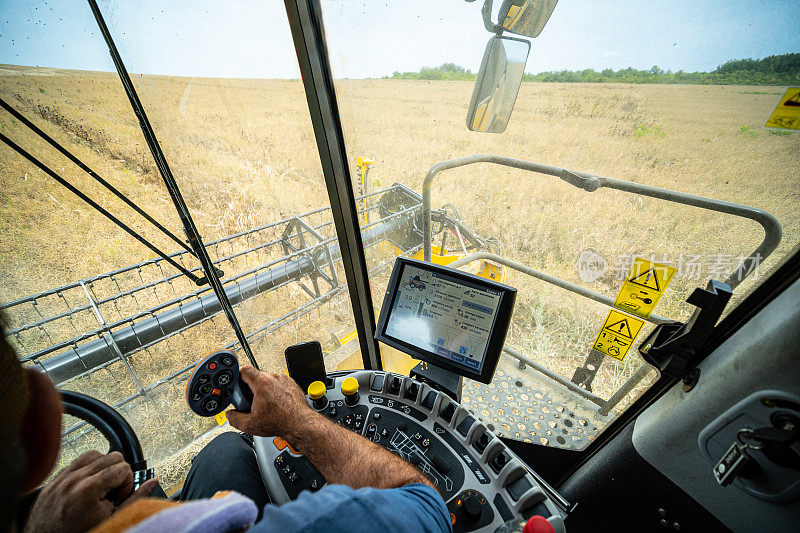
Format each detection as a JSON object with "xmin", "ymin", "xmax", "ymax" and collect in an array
[{"xmin": 60, "ymin": 390, "xmax": 164, "ymax": 496}]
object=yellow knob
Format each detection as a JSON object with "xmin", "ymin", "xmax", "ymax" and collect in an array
[
  {"xmin": 341, "ymin": 376, "xmax": 359, "ymax": 396},
  {"xmin": 307, "ymin": 380, "xmax": 326, "ymax": 400}
]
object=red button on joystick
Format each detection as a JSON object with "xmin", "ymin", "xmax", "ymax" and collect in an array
[
  {"xmin": 208, "ymin": 362, "xmax": 217, "ymax": 370},
  {"xmin": 523, "ymin": 516, "xmax": 555, "ymax": 533}
]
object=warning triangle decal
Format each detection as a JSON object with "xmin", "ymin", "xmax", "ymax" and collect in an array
[
  {"xmin": 605, "ymin": 318, "xmax": 633, "ymax": 339},
  {"xmin": 785, "ymin": 91, "xmax": 800, "ymax": 107},
  {"xmin": 629, "ymin": 269, "xmax": 660, "ymax": 291}
]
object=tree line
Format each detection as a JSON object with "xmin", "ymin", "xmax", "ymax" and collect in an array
[{"xmin": 386, "ymin": 53, "xmax": 800, "ymax": 85}]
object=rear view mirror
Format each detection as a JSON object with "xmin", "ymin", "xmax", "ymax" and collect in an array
[
  {"xmin": 466, "ymin": 36, "xmax": 530, "ymax": 133},
  {"xmin": 482, "ymin": 0, "xmax": 559, "ymax": 38}
]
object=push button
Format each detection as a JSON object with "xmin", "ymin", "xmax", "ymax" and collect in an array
[
  {"xmin": 388, "ymin": 376, "xmax": 402, "ymax": 395},
  {"xmin": 507, "ymin": 476, "xmax": 533, "ymax": 502},
  {"xmin": 522, "ymin": 515, "xmax": 555, "ymax": 533},
  {"xmin": 370, "ymin": 373, "xmax": 385, "ymax": 392},
  {"xmin": 404, "ymin": 381, "xmax": 420, "ymax": 401},
  {"xmin": 273, "ymin": 437, "xmax": 298, "ymax": 454},
  {"xmin": 202, "ymin": 397, "xmax": 219, "ymax": 414},
  {"xmin": 215, "ymin": 370, "xmax": 233, "ymax": 386},
  {"xmin": 490, "ymin": 451, "xmax": 509, "ymax": 473},
  {"xmin": 432, "ymin": 454, "xmax": 451, "ymax": 474},
  {"xmin": 341, "ymin": 377, "xmax": 359, "ymax": 406},
  {"xmin": 441, "ymin": 402, "xmax": 456, "ymax": 423},
  {"xmin": 422, "ymin": 391, "xmax": 437, "ymax": 410},
  {"xmin": 474, "ymin": 432, "xmax": 491, "ymax": 453},
  {"xmin": 457, "ymin": 415, "xmax": 475, "ymax": 436}
]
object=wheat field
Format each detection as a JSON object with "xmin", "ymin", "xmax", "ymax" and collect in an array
[{"xmin": 1, "ymin": 65, "xmax": 798, "ymax": 488}]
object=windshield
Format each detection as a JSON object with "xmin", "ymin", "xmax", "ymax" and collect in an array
[
  {"xmin": 320, "ymin": 0, "xmax": 799, "ymax": 445},
  {"xmin": 0, "ymin": 0, "xmax": 357, "ymax": 491},
  {"xmin": 1, "ymin": 0, "xmax": 798, "ymax": 491}
]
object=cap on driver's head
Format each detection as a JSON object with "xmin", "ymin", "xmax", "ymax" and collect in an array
[{"xmin": 0, "ymin": 320, "xmax": 30, "ymax": 455}]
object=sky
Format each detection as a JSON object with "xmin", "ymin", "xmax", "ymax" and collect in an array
[{"xmin": 0, "ymin": 0, "xmax": 798, "ymax": 79}]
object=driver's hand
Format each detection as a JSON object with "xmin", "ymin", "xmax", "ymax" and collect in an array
[
  {"xmin": 226, "ymin": 366, "xmax": 313, "ymax": 438},
  {"xmin": 23, "ymin": 450, "xmax": 159, "ymax": 533}
]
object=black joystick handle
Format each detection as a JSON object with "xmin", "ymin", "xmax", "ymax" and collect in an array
[
  {"xmin": 186, "ymin": 349, "xmax": 252, "ymax": 416},
  {"xmin": 231, "ymin": 376, "xmax": 253, "ymax": 413}
]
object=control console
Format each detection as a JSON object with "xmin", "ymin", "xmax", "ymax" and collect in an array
[
  {"xmin": 186, "ymin": 350, "xmax": 253, "ymax": 416},
  {"xmin": 254, "ymin": 370, "xmax": 567, "ymax": 533}
]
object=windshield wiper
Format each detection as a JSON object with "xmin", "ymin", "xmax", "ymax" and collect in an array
[
  {"xmin": 0, "ymin": 130, "xmax": 204, "ymax": 285},
  {"xmin": 87, "ymin": 0, "xmax": 257, "ymax": 368},
  {"xmin": 0, "ymin": 96, "xmax": 198, "ymax": 261}
]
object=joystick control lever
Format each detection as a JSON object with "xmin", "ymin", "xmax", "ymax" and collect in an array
[{"xmin": 186, "ymin": 349, "xmax": 252, "ymax": 416}]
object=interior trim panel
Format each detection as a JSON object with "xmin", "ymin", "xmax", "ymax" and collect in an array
[
  {"xmin": 632, "ymin": 278, "xmax": 800, "ymax": 531},
  {"xmin": 560, "ymin": 423, "xmax": 728, "ymax": 531}
]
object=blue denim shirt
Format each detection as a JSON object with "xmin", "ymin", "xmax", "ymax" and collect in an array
[{"xmin": 252, "ymin": 483, "xmax": 452, "ymax": 533}]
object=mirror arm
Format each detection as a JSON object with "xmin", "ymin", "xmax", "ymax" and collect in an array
[{"xmin": 481, "ymin": 0, "xmax": 503, "ymax": 33}]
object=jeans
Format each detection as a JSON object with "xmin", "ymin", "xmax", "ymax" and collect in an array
[{"xmin": 180, "ymin": 432, "xmax": 270, "ymax": 518}]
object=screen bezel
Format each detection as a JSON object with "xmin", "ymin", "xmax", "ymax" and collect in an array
[{"xmin": 375, "ymin": 257, "xmax": 516, "ymax": 384}]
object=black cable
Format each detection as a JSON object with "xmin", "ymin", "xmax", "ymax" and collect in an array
[
  {"xmin": 0, "ymin": 96, "xmax": 197, "ymax": 258},
  {"xmin": 87, "ymin": 0, "xmax": 258, "ymax": 368},
  {"xmin": 0, "ymin": 131, "xmax": 202, "ymax": 284}
]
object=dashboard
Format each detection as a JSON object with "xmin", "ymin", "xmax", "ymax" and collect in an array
[{"xmin": 254, "ymin": 370, "xmax": 567, "ymax": 532}]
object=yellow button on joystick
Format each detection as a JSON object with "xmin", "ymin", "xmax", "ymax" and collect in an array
[
  {"xmin": 341, "ymin": 376, "xmax": 359, "ymax": 406},
  {"xmin": 308, "ymin": 380, "xmax": 326, "ymax": 400},
  {"xmin": 308, "ymin": 380, "xmax": 327, "ymax": 410}
]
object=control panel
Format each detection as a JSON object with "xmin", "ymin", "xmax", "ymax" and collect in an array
[{"xmin": 254, "ymin": 370, "xmax": 567, "ymax": 532}]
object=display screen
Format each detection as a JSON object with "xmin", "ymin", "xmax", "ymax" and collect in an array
[
  {"xmin": 384, "ymin": 264, "xmax": 503, "ymax": 373},
  {"xmin": 285, "ymin": 341, "xmax": 326, "ymax": 393}
]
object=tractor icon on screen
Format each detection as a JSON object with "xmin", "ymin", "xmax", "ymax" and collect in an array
[{"xmin": 408, "ymin": 276, "xmax": 426, "ymax": 290}]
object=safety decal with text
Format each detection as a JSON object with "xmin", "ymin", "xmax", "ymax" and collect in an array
[
  {"xmin": 214, "ymin": 411, "xmax": 228, "ymax": 426},
  {"xmin": 592, "ymin": 309, "xmax": 645, "ymax": 361},
  {"xmin": 765, "ymin": 87, "xmax": 800, "ymax": 131},
  {"xmin": 613, "ymin": 257, "xmax": 676, "ymax": 318}
]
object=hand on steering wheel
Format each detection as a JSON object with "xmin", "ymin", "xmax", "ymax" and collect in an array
[
  {"xmin": 22, "ymin": 391, "xmax": 163, "ymax": 532},
  {"xmin": 23, "ymin": 450, "xmax": 159, "ymax": 533}
]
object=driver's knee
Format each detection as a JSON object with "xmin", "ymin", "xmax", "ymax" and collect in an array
[
  {"xmin": 180, "ymin": 432, "xmax": 268, "ymax": 514},
  {"xmin": 191, "ymin": 431, "xmax": 253, "ymax": 467}
]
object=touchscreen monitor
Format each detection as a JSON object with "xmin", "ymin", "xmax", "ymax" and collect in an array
[{"xmin": 375, "ymin": 258, "xmax": 516, "ymax": 383}]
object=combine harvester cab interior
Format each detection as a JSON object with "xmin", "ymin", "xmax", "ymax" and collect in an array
[{"xmin": 1, "ymin": 1, "xmax": 799, "ymax": 531}]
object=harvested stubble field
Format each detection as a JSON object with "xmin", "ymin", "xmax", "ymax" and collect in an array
[{"xmin": 1, "ymin": 65, "xmax": 798, "ymax": 487}]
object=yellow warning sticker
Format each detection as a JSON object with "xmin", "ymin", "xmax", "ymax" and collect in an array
[
  {"xmin": 765, "ymin": 87, "xmax": 800, "ymax": 130},
  {"xmin": 592, "ymin": 309, "xmax": 645, "ymax": 361},
  {"xmin": 613, "ymin": 257, "xmax": 676, "ymax": 318},
  {"xmin": 214, "ymin": 411, "xmax": 228, "ymax": 426}
]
